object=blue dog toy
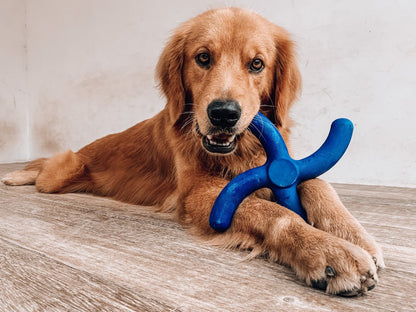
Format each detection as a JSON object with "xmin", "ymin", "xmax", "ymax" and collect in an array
[{"xmin": 209, "ymin": 112, "xmax": 353, "ymax": 231}]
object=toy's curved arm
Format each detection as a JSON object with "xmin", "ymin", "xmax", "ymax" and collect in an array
[
  {"xmin": 298, "ymin": 118, "xmax": 353, "ymax": 181},
  {"xmin": 209, "ymin": 166, "xmax": 269, "ymax": 232},
  {"xmin": 248, "ymin": 113, "xmax": 290, "ymax": 159}
]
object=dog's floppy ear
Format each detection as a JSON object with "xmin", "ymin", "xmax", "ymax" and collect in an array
[
  {"xmin": 268, "ymin": 29, "xmax": 302, "ymax": 130},
  {"xmin": 156, "ymin": 22, "xmax": 191, "ymax": 125}
]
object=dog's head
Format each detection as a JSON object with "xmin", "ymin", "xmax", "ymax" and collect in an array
[{"xmin": 156, "ymin": 8, "xmax": 301, "ymax": 155}]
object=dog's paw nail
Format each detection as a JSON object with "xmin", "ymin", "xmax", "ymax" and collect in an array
[
  {"xmin": 338, "ymin": 286, "xmax": 360, "ymax": 297},
  {"xmin": 325, "ymin": 266, "xmax": 336, "ymax": 277},
  {"xmin": 373, "ymin": 256, "xmax": 385, "ymax": 270},
  {"xmin": 311, "ymin": 278, "xmax": 328, "ymax": 290},
  {"xmin": 362, "ymin": 274, "xmax": 377, "ymax": 291},
  {"xmin": 367, "ymin": 279, "xmax": 376, "ymax": 291}
]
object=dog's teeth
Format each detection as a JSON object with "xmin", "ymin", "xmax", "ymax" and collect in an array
[
  {"xmin": 209, "ymin": 139, "xmax": 230, "ymax": 146},
  {"xmin": 227, "ymin": 135, "xmax": 236, "ymax": 143},
  {"xmin": 206, "ymin": 134, "xmax": 236, "ymax": 147}
]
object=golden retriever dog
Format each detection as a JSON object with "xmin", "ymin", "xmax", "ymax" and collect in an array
[{"xmin": 3, "ymin": 7, "xmax": 384, "ymax": 296}]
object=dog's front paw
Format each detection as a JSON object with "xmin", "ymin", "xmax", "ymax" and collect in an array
[
  {"xmin": 302, "ymin": 238, "xmax": 378, "ymax": 296},
  {"xmin": 331, "ymin": 227, "xmax": 385, "ymax": 272}
]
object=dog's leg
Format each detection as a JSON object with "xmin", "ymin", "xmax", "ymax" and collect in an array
[
  {"xmin": 3, "ymin": 150, "xmax": 90, "ymax": 193},
  {"xmin": 181, "ymin": 178, "xmax": 378, "ymax": 296},
  {"xmin": 297, "ymin": 179, "xmax": 385, "ymax": 270},
  {"xmin": 34, "ymin": 150, "xmax": 90, "ymax": 193}
]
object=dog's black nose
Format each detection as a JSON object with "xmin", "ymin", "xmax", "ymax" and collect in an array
[{"xmin": 207, "ymin": 100, "xmax": 241, "ymax": 128}]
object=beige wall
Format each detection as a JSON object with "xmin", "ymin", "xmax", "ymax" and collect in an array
[
  {"xmin": 1, "ymin": 0, "xmax": 415, "ymax": 187},
  {"xmin": 0, "ymin": 0, "xmax": 28, "ymax": 161}
]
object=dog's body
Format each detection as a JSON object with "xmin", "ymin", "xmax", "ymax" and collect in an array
[{"xmin": 3, "ymin": 8, "xmax": 384, "ymax": 296}]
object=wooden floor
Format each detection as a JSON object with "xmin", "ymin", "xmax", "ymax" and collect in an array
[{"xmin": 0, "ymin": 163, "xmax": 415, "ymax": 312}]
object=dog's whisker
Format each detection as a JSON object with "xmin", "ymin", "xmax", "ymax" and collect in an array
[
  {"xmin": 249, "ymin": 115, "xmax": 266, "ymax": 142},
  {"xmin": 264, "ymin": 95, "xmax": 280, "ymax": 123},
  {"xmin": 260, "ymin": 104, "xmax": 275, "ymax": 108},
  {"xmin": 180, "ymin": 119, "xmax": 193, "ymax": 131},
  {"xmin": 182, "ymin": 122, "xmax": 194, "ymax": 134},
  {"xmin": 179, "ymin": 114, "xmax": 195, "ymax": 134},
  {"xmin": 179, "ymin": 111, "xmax": 195, "ymax": 117}
]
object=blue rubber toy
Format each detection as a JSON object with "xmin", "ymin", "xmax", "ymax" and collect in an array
[{"xmin": 209, "ymin": 112, "xmax": 353, "ymax": 232}]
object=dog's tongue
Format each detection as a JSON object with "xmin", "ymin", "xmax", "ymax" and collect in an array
[{"xmin": 213, "ymin": 133, "xmax": 231, "ymax": 143}]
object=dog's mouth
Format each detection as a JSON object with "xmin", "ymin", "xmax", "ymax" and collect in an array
[
  {"xmin": 203, "ymin": 133, "xmax": 237, "ymax": 154},
  {"xmin": 196, "ymin": 124, "xmax": 238, "ymax": 154}
]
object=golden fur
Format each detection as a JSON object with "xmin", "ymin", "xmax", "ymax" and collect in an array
[{"xmin": 3, "ymin": 8, "xmax": 384, "ymax": 296}]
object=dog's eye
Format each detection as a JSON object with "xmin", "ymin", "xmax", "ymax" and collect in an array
[
  {"xmin": 195, "ymin": 52, "xmax": 211, "ymax": 68},
  {"xmin": 249, "ymin": 58, "xmax": 264, "ymax": 73}
]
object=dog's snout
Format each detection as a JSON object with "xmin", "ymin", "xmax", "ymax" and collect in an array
[{"xmin": 207, "ymin": 100, "xmax": 241, "ymax": 128}]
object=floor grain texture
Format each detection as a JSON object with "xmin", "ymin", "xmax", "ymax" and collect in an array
[{"xmin": 0, "ymin": 163, "xmax": 415, "ymax": 312}]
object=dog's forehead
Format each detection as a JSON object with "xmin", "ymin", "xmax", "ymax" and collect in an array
[{"xmin": 187, "ymin": 9, "xmax": 276, "ymax": 55}]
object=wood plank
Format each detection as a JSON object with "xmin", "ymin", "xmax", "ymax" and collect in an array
[
  {"xmin": 333, "ymin": 183, "xmax": 416, "ymax": 250},
  {"xmin": 333, "ymin": 183, "xmax": 416, "ymax": 200},
  {"xmin": 1, "ymin": 163, "xmax": 415, "ymax": 311},
  {"xmin": 0, "ymin": 238, "xmax": 178, "ymax": 311}
]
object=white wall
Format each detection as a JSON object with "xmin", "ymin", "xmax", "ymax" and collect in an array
[
  {"xmin": 1, "ymin": 0, "xmax": 415, "ymax": 187},
  {"xmin": 0, "ymin": 0, "xmax": 28, "ymax": 162}
]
